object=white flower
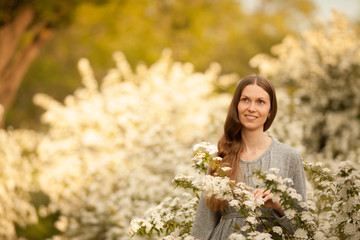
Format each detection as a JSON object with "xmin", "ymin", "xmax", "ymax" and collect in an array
[
  {"xmin": 315, "ymin": 162, "xmax": 324, "ymax": 167},
  {"xmin": 128, "ymin": 218, "xmax": 142, "ymax": 236},
  {"xmin": 339, "ymin": 161, "xmax": 353, "ymax": 172},
  {"xmin": 192, "ymin": 142, "xmax": 218, "ymax": 156},
  {"xmin": 183, "ymin": 236, "xmax": 196, "ymax": 240},
  {"xmin": 229, "ymin": 200, "xmax": 240, "ymax": 208},
  {"xmin": 286, "ymin": 187, "xmax": 302, "ymax": 201},
  {"xmin": 289, "ymin": 192, "xmax": 303, "ymax": 201},
  {"xmin": 299, "ymin": 201, "xmax": 310, "ymax": 210},
  {"xmin": 277, "ymin": 184, "xmax": 287, "ymax": 192},
  {"xmin": 248, "ymin": 232, "xmax": 272, "ymax": 240},
  {"xmin": 284, "ymin": 209, "xmax": 296, "ymax": 219},
  {"xmin": 201, "ymin": 176, "xmax": 233, "ymax": 200},
  {"xmin": 174, "ymin": 174, "xmax": 194, "ymax": 182},
  {"xmin": 162, "ymin": 235, "xmax": 177, "ymax": 240},
  {"xmin": 343, "ymin": 222, "xmax": 357, "ymax": 235},
  {"xmin": 301, "ymin": 211, "xmax": 313, "ymax": 222},
  {"xmin": 269, "ymin": 168, "xmax": 280, "ymax": 174},
  {"xmin": 255, "ymin": 209, "xmax": 262, "ymax": 217},
  {"xmin": 335, "ymin": 213, "xmax": 347, "ymax": 224},
  {"xmin": 221, "ymin": 167, "xmax": 232, "ymax": 172},
  {"xmin": 272, "ymin": 193, "xmax": 281, "ymax": 203},
  {"xmin": 229, "ymin": 233, "xmax": 246, "ymax": 240},
  {"xmin": 243, "ymin": 200, "xmax": 256, "ymax": 210},
  {"xmin": 272, "ymin": 226, "xmax": 282, "ymax": 235},
  {"xmin": 284, "ymin": 178, "xmax": 294, "ymax": 186},
  {"xmin": 54, "ymin": 216, "xmax": 68, "ymax": 232},
  {"xmin": 144, "ymin": 220, "xmax": 152, "ymax": 233},
  {"xmin": 265, "ymin": 173, "xmax": 277, "ymax": 181},
  {"xmin": 313, "ymin": 231, "xmax": 326, "ymax": 240},
  {"xmin": 255, "ymin": 197, "xmax": 265, "ymax": 206},
  {"xmin": 162, "ymin": 212, "xmax": 175, "ymax": 222},
  {"xmin": 294, "ymin": 228, "xmax": 308, "ymax": 239},
  {"xmin": 241, "ymin": 225, "xmax": 251, "ymax": 231},
  {"xmin": 245, "ymin": 216, "xmax": 257, "ymax": 225},
  {"xmin": 354, "ymin": 179, "xmax": 360, "ymax": 187},
  {"xmin": 253, "ymin": 176, "xmax": 264, "ymax": 186},
  {"xmin": 151, "ymin": 212, "xmax": 163, "ymax": 229}
]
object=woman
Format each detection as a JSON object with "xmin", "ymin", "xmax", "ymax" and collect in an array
[{"xmin": 191, "ymin": 74, "xmax": 306, "ymax": 239}]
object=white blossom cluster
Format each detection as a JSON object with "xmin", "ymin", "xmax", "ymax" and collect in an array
[
  {"xmin": 305, "ymin": 160, "xmax": 360, "ymax": 239},
  {"xmin": 191, "ymin": 142, "xmax": 219, "ymax": 173},
  {"xmin": 192, "ymin": 142, "xmax": 218, "ymax": 157},
  {"xmin": 132, "ymin": 143, "xmax": 322, "ymax": 239},
  {"xmin": 229, "ymin": 231, "xmax": 272, "ymax": 240},
  {"xmin": 31, "ymin": 50, "xmax": 232, "ymax": 239},
  {"xmin": 0, "ymin": 129, "xmax": 40, "ymax": 238},
  {"xmin": 252, "ymin": 168, "xmax": 317, "ymax": 239},
  {"xmin": 129, "ymin": 193, "xmax": 197, "ymax": 239}
]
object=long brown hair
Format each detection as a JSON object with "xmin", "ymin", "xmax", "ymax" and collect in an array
[{"xmin": 206, "ymin": 74, "xmax": 277, "ymax": 212}]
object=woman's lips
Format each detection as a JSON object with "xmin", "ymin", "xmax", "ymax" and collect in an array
[{"xmin": 245, "ymin": 115, "xmax": 257, "ymax": 120}]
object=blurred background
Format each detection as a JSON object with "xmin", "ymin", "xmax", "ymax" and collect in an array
[
  {"xmin": 2, "ymin": 0, "xmax": 359, "ymax": 129},
  {"xmin": 1, "ymin": 0, "xmax": 360, "ymax": 239}
]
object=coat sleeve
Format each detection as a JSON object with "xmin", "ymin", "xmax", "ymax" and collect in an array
[
  {"xmin": 191, "ymin": 197, "xmax": 221, "ymax": 240},
  {"xmin": 272, "ymin": 149, "xmax": 307, "ymax": 234}
]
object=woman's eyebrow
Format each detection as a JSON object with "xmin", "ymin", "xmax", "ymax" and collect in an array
[{"xmin": 241, "ymin": 95, "xmax": 267, "ymax": 99}]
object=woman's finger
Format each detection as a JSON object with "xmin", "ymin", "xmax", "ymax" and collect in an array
[
  {"xmin": 263, "ymin": 193, "xmax": 273, "ymax": 202},
  {"xmin": 252, "ymin": 188, "xmax": 264, "ymax": 200},
  {"xmin": 262, "ymin": 191, "xmax": 270, "ymax": 198}
]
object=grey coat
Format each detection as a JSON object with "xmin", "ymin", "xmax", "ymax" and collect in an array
[{"xmin": 191, "ymin": 138, "xmax": 307, "ymax": 240}]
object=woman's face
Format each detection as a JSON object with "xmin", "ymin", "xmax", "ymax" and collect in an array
[{"xmin": 237, "ymin": 84, "xmax": 271, "ymax": 132}]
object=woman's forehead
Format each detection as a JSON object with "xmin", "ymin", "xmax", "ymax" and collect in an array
[{"xmin": 241, "ymin": 84, "xmax": 270, "ymax": 99}]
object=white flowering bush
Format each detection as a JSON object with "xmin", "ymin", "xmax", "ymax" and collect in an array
[
  {"xmin": 128, "ymin": 193, "xmax": 198, "ymax": 239},
  {"xmin": 130, "ymin": 141, "xmax": 360, "ymax": 239},
  {"xmin": 32, "ymin": 50, "xmax": 233, "ymax": 239},
  {"xmin": 304, "ymin": 160, "xmax": 360, "ymax": 239},
  {"xmin": 0, "ymin": 128, "xmax": 41, "ymax": 239},
  {"xmin": 130, "ymin": 142, "xmax": 320, "ymax": 240},
  {"xmin": 250, "ymin": 11, "xmax": 360, "ymax": 159}
]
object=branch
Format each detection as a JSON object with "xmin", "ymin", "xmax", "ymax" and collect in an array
[
  {"xmin": 0, "ymin": 5, "xmax": 34, "ymax": 73},
  {"xmin": 0, "ymin": 28, "xmax": 53, "ymax": 127}
]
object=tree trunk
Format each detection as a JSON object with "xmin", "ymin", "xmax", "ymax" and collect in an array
[
  {"xmin": 0, "ymin": 6, "xmax": 53, "ymax": 128},
  {"xmin": 0, "ymin": 6, "xmax": 34, "ymax": 74}
]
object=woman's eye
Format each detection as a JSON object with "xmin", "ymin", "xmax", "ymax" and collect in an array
[
  {"xmin": 241, "ymin": 98, "xmax": 248, "ymax": 102},
  {"xmin": 258, "ymin": 100, "xmax": 265, "ymax": 104}
]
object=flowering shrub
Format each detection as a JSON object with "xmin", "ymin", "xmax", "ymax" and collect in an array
[
  {"xmin": 305, "ymin": 160, "xmax": 360, "ymax": 239},
  {"xmin": 130, "ymin": 141, "xmax": 360, "ymax": 239},
  {"xmin": 130, "ymin": 142, "xmax": 320, "ymax": 239},
  {"xmin": 0, "ymin": 128, "xmax": 41, "ymax": 239},
  {"xmin": 32, "ymin": 50, "xmax": 233, "ymax": 239}
]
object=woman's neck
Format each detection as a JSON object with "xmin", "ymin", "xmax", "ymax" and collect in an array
[{"xmin": 241, "ymin": 130, "xmax": 271, "ymax": 154}]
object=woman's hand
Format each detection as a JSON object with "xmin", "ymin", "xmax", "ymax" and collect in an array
[{"xmin": 252, "ymin": 188, "xmax": 284, "ymax": 216}]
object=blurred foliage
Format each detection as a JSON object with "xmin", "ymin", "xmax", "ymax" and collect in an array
[
  {"xmin": 0, "ymin": 0, "xmax": 107, "ymax": 27},
  {"xmin": 6, "ymin": 0, "xmax": 316, "ymax": 128},
  {"xmin": 16, "ymin": 191, "xmax": 61, "ymax": 240},
  {"xmin": 0, "ymin": 0, "xmax": 110, "ymax": 128}
]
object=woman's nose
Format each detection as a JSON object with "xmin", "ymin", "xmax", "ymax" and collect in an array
[{"xmin": 248, "ymin": 102, "xmax": 256, "ymax": 112}]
